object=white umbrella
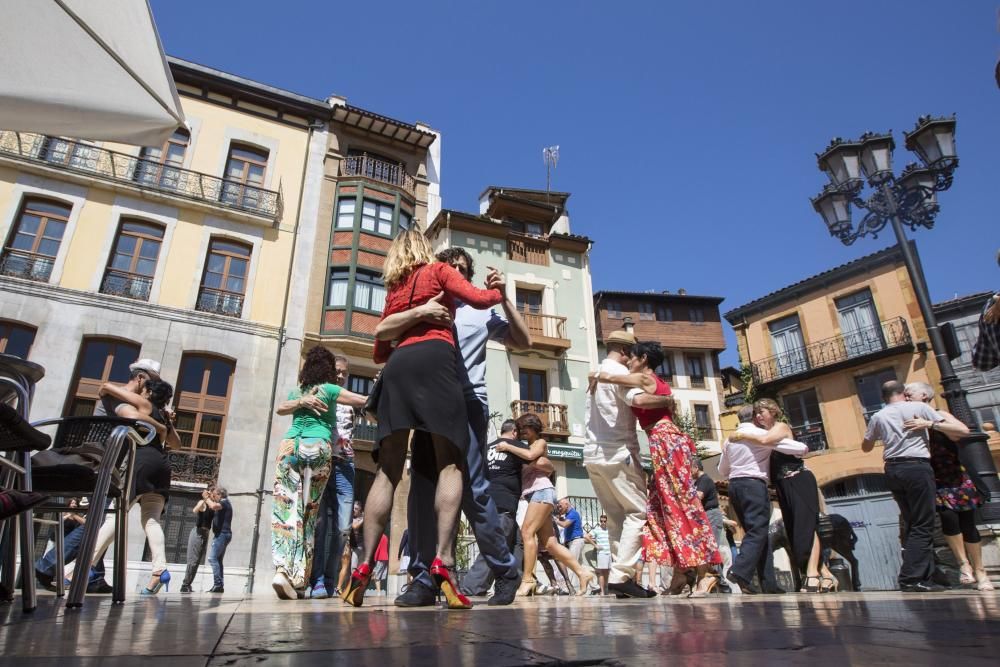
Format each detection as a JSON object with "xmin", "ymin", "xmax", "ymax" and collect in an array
[{"xmin": 0, "ymin": 0, "xmax": 184, "ymax": 147}]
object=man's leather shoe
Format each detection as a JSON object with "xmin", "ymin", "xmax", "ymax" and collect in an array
[
  {"xmin": 393, "ymin": 580, "xmax": 436, "ymax": 607},
  {"xmin": 180, "ymin": 584, "xmax": 192, "ymax": 593},
  {"xmin": 487, "ymin": 576, "xmax": 518, "ymax": 606},
  {"xmin": 608, "ymin": 579, "xmax": 655, "ymax": 599},
  {"xmin": 207, "ymin": 586, "xmax": 224, "ymax": 593},
  {"xmin": 900, "ymin": 581, "xmax": 948, "ymax": 593},
  {"xmin": 35, "ymin": 570, "xmax": 55, "ymax": 591},
  {"xmin": 726, "ymin": 571, "xmax": 759, "ymax": 595},
  {"xmin": 87, "ymin": 580, "xmax": 113, "ymax": 594}
]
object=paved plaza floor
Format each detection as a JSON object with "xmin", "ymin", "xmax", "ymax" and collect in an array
[{"xmin": 1, "ymin": 589, "xmax": 998, "ymax": 666}]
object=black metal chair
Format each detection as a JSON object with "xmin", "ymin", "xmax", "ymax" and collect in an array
[
  {"xmin": 0, "ymin": 353, "xmax": 47, "ymax": 613},
  {"xmin": 29, "ymin": 416, "xmax": 154, "ymax": 607}
]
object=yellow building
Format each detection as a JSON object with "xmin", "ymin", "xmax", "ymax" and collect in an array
[
  {"xmin": 0, "ymin": 57, "xmax": 330, "ymax": 592},
  {"xmin": 723, "ymin": 243, "xmax": 945, "ymax": 590}
]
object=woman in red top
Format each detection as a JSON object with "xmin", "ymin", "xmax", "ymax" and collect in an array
[
  {"xmin": 590, "ymin": 341, "xmax": 721, "ymax": 597},
  {"xmin": 340, "ymin": 230, "xmax": 502, "ymax": 609}
]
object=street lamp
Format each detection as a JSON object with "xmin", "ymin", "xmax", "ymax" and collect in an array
[{"xmin": 811, "ymin": 115, "xmax": 1000, "ymax": 519}]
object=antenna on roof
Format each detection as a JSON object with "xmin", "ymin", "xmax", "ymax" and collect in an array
[{"xmin": 543, "ymin": 145, "xmax": 559, "ymax": 199}]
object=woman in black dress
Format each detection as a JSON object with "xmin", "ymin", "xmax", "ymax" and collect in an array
[
  {"xmin": 69, "ymin": 378, "xmax": 178, "ymax": 595},
  {"xmin": 738, "ymin": 399, "xmax": 832, "ymax": 592}
]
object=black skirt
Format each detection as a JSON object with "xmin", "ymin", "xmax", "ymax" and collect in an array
[
  {"xmin": 375, "ymin": 339, "xmax": 469, "ymax": 459},
  {"xmin": 774, "ymin": 468, "xmax": 820, "ymax": 573},
  {"xmin": 132, "ymin": 442, "xmax": 171, "ymax": 502}
]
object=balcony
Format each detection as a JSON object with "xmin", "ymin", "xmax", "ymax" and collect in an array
[
  {"xmin": 168, "ymin": 450, "xmax": 220, "ymax": 485},
  {"xmin": 510, "ymin": 400, "xmax": 570, "ymax": 439},
  {"xmin": 751, "ymin": 317, "xmax": 912, "ymax": 387},
  {"xmin": 522, "ymin": 311, "xmax": 571, "ymax": 354},
  {"xmin": 507, "ymin": 232, "xmax": 549, "ymax": 266},
  {"xmin": 195, "ymin": 287, "xmax": 244, "ymax": 318},
  {"xmin": 0, "ymin": 249, "xmax": 54, "ymax": 282},
  {"xmin": 792, "ymin": 424, "xmax": 828, "ymax": 453},
  {"xmin": 100, "ymin": 270, "xmax": 153, "ymax": 301},
  {"xmin": 0, "ymin": 131, "xmax": 283, "ymax": 220},
  {"xmin": 341, "ymin": 153, "xmax": 415, "ymax": 194}
]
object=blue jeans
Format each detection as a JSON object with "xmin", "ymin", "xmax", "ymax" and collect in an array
[
  {"xmin": 408, "ymin": 396, "xmax": 519, "ymax": 590},
  {"xmin": 35, "ymin": 523, "xmax": 105, "ymax": 586},
  {"xmin": 208, "ymin": 531, "xmax": 232, "ymax": 589},
  {"xmin": 310, "ymin": 458, "xmax": 355, "ymax": 587}
]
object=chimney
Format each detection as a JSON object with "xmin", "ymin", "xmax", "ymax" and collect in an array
[{"xmin": 678, "ymin": 288, "xmax": 687, "ymax": 295}]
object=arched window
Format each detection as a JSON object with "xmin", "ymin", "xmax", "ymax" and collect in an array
[
  {"xmin": 0, "ymin": 320, "xmax": 37, "ymax": 359},
  {"xmin": 1, "ymin": 197, "xmax": 72, "ymax": 282},
  {"xmin": 196, "ymin": 237, "xmax": 252, "ymax": 317},
  {"xmin": 222, "ymin": 143, "xmax": 269, "ymax": 210},
  {"xmin": 101, "ymin": 218, "xmax": 165, "ymax": 301},
  {"xmin": 136, "ymin": 128, "xmax": 190, "ymax": 189},
  {"xmin": 173, "ymin": 354, "xmax": 235, "ymax": 454},
  {"xmin": 65, "ymin": 337, "xmax": 141, "ymax": 416}
]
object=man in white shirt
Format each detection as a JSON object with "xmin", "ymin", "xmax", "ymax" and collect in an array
[
  {"xmin": 719, "ymin": 405, "xmax": 808, "ymax": 594},
  {"xmin": 584, "ymin": 329, "xmax": 674, "ymax": 599}
]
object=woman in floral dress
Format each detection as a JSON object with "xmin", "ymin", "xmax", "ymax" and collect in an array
[
  {"xmin": 904, "ymin": 382, "xmax": 992, "ymax": 591},
  {"xmin": 590, "ymin": 341, "xmax": 721, "ymax": 596}
]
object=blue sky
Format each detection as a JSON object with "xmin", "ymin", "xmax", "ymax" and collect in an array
[{"xmin": 150, "ymin": 1, "xmax": 998, "ymax": 366}]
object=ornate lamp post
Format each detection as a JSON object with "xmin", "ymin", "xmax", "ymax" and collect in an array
[{"xmin": 811, "ymin": 116, "xmax": 1000, "ymax": 519}]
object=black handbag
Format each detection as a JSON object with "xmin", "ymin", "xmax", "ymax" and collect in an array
[{"xmin": 363, "ymin": 266, "xmax": 425, "ymax": 423}]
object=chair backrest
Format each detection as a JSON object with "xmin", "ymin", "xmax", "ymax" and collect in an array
[{"xmin": 53, "ymin": 417, "xmax": 143, "ymax": 469}]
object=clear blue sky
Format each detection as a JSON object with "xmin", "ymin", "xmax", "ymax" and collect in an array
[{"xmin": 151, "ymin": 0, "xmax": 998, "ymax": 366}]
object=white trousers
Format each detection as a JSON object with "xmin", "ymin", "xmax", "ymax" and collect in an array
[
  {"xmin": 66, "ymin": 493, "xmax": 167, "ymax": 578},
  {"xmin": 584, "ymin": 449, "xmax": 647, "ymax": 585}
]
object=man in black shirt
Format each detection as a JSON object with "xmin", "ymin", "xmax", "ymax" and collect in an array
[
  {"xmin": 180, "ymin": 485, "xmax": 220, "ymax": 593},
  {"xmin": 692, "ymin": 458, "xmax": 732, "ymax": 591},
  {"xmin": 207, "ymin": 487, "xmax": 232, "ymax": 593},
  {"xmin": 460, "ymin": 420, "xmax": 526, "ymax": 596}
]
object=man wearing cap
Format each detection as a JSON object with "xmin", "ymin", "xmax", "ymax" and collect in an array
[
  {"xmin": 94, "ymin": 359, "xmax": 161, "ymax": 417},
  {"xmin": 585, "ymin": 329, "xmax": 674, "ymax": 599}
]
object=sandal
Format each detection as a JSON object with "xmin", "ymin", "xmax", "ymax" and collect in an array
[
  {"xmin": 800, "ymin": 576, "xmax": 821, "ymax": 593},
  {"xmin": 820, "ymin": 576, "xmax": 838, "ymax": 593}
]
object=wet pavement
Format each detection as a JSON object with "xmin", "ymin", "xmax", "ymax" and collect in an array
[{"xmin": 1, "ymin": 590, "xmax": 998, "ymax": 666}]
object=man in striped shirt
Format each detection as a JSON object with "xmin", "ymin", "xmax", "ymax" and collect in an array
[{"xmin": 585, "ymin": 515, "xmax": 612, "ymax": 595}]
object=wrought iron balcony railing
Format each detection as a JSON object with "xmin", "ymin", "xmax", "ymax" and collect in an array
[
  {"xmin": 100, "ymin": 270, "xmax": 153, "ymax": 301},
  {"xmin": 341, "ymin": 153, "xmax": 415, "ymax": 193},
  {"xmin": 0, "ymin": 249, "xmax": 54, "ymax": 282},
  {"xmin": 168, "ymin": 450, "xmax": 221, "ymax": 485},
  {"xmin": 752, "ymin": 316, "xmax": 912, "ymax": 385},
  {"xmin": 792, "ymin": 425, "xmax": 828, "ymax": 453},
  {"xmin": 510, "ymin": 400, "xmax": 570, "ymax": 438},
  {"xmin": 195, "ymin": 287, "xmax": 245, "ymax": 318},
  {"xmin": 0, "ymin": 131, "xmax": 283, "ymax": 219}
]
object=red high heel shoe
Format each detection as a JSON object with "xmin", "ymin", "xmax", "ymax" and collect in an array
[
  {"xmin": 430, "ymin": 558, "xmax": 472, "ymax": 609},
  {"xmin": 340, "ymin": 562, "xmax": 372, "ymax": 607}
]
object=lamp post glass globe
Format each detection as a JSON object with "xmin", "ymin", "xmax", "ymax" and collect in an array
[
  {"xmin": 898, "ymin": 163, "xmax": 938, "ymax": 216},
  {"xmin": 904, "ymin": 115, "xmax": 957, "ymax": 170},
  {"xmin": 811, "ymin": 186, "xmax": 851, "ymax": 237},
  {"xmin": 817, "ymin": 139, "xmax": 863, "ymax": 191},
  {"xmin": 859, "ymin": 132, "xmax": 895, "ymax": 185}
]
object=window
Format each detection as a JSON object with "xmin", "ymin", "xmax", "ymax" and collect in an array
[
  {"xmin": 607, "ymin": 301, "xmax": 622, "ymax": 319},
  {"xmin": 398, "ymin": 210, "xmax": 412, "ymax": 232},
  {"xmin": 174, "ymin": 354, "xmax": 235, "ymax": 454},
  {"xmin": 101, "ymin": 219, "xmax": 164, "ymax": 301},
  {"xmin": 510, "ymin": 220, "xmax": 545, "ymax": 236},
  {"xmin": 519, "ymin": 369, "xmax": 548, "ymax": 403},
  {"xmin": 768, "ymin": 314, "xmax": 808, "ymax": 377},
  {"xmin": 43, "ymin": 137, "xmax": 99, "ymax": 169},
  {"xmin": 65, "ymin": 338, "xmax": 140, "ymax": 416},
  {"xmin": 328, "ymin": 270, "xmax": 349, "ymax": 307},
  {"xmin": 1, "ymin": 198, "xmax": 71, "ymax": 282},
  {"xmin": 0, "ymin": 321, "xmax": 36, "ymax": 359},
  {"xmin": 654, "ymin": 351, "xmax": 674, "ymax": 381},
  {"xmin": 335, "ymin": 198, "xmax": 356, "ymax": 229},
  {"xmin": 836, "ymin": 289, "xmax": 883, "ymax": 357},
  {"xmin": 855, "ymin": 368, "xmax": 897, "ymax": 423},
  {"xmin": 353, "ymin": 270, "xmax": 386, "ymax": 313},
  {"xmin": 516, "ymin": 287, "xmax": 544, "ymax": 315},
  {"xmin": 686, "ymin": 354, "xmax": 706, "ymax": 388},
  {"xmin": 656, "ymin": 305, "xmax": 672, "ymax": 322},
  {"xmin": 221, "ymin": 144, "xmax": 268, "ymax": 209},
  {"xmin": 136, "ymin": 129, "xmax": 189, "ymax": 189},
  {"xmin": 954, "ymin": 324, "xmax": 976, "ymax": 367},
  {"xmin": 197, "ymin": 239, "xmax": 251, "ymax": 317},
  {"xmin": 693, "ymin": 404, "xmax": 712, "ymax": 440},
  {"xmin": 638, "ymin": 303, "xmax": 654, "ymax": 321},
  {"xmin": 348, "ymin": 374, "xmax": 374, "ymax": 396},
  {"xmin": 782, "ymin": 388, "xmax": 827, "ymax": 452},
  {"xmin": 360, "ymin": 199, "xmax": 393, "ymax": 236},
  {"xmin": 691, "ymin": 307, "xmax": 705, "ymax": 323}
]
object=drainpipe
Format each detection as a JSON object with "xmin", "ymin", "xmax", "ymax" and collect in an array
[{"xmin": 245, "ymin": 121, "xmax": 320, "ymax": 593}]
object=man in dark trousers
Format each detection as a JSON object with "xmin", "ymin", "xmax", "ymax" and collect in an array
[{"xmin": 207, "ymin": 487, "xmax": 232, "ymax": 593}]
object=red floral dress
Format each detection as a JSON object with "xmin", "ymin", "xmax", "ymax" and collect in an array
[
  {"xmin": 929, "ymin": 430, "xmax": 981, "ymax": 512},
  {"xmin": 634, "ymin": 375, "xmax": 721, "ymax": 569}
]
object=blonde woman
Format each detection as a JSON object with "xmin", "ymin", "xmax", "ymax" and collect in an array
[{"xmin": 340, "ymin": 229, "xmax": 502, "ymax": 609}]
